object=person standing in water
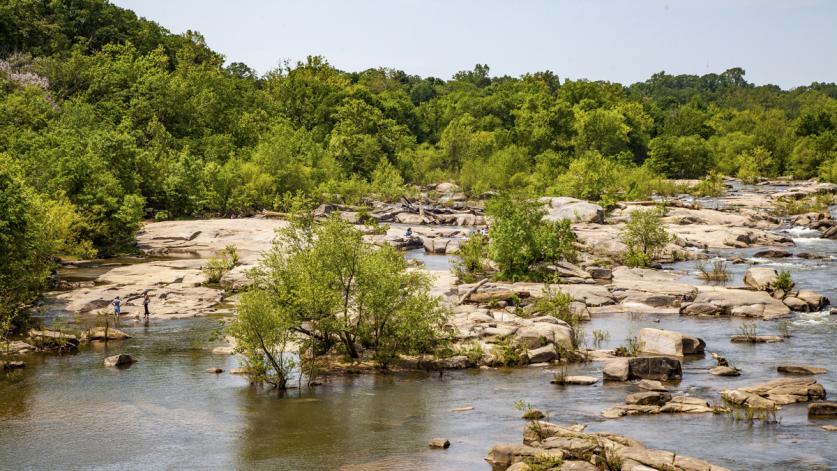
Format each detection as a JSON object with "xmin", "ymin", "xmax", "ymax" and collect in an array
[
  {"xmin": 112, "ymin": 296, "xmax": 121, "ymax": 319},
  {"xmin": 142, "ymin": 290, "xmax": 151, "ymax": 320}
]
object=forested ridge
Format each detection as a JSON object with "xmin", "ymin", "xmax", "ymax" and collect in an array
[{"xmin": 1, "ymin": 0, "xmax": 836, "ymax": 324}]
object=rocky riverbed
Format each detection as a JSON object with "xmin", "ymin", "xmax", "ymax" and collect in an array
[{"xmin": 2, "ymin": 178, "xmax": 837, "ymax": 470}]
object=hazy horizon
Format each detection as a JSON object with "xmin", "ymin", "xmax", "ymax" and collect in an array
[{"xmin": 113, "ymin": 0, "xmax": 836, "ymax": 89}]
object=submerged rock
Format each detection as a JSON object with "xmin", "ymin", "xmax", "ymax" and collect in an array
[
  {"xmin": 777, "ymin": 365, "xmax": 827, "ymax": 375},
  {"xmin": 0, "ymin": 361, "xmax": 26, "ymax": 370},
  {"xmin": 730, "ymin": 335, "xmax": 783, "ymax": 343},
  {"xmin": 104, "ymin": 354, "xmax": 135, "ymax": 368},
  {"xmin": 808, "ymin": 402, "xmax": 837, "ymax": 417},
  {"xmin": 627, "ymin": 356, "xmax": 683, "ymax": 381},
  {"xmin": 625, "ymin": 391, "xmax": 672, "ymax": 406},
  {"xmin": 556, "ymin": 375, "xmax": 598, "ymax": 386},
  {"xmin": 428, "ymin": 438, "xmax": 451, "ymax": 449}
]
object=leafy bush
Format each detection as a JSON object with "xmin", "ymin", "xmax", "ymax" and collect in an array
[
  {"xmin": 452, "ymin": 233, "xmax": 490, "ymax": 283},
  {"xmin": 774, "ymin": 270, "xmax": 794, "ymax": 292},
  {"xmin": 246, "ymin": 215, "xmax": 447, "ymax": 367},
  {"xmin": 493, "ymin": 338, "xmax": 527, "ymax": 366},
  {"xmin": 486, "ymin": 192, "xmax": 576, "ymax": 280},
  {"xmin": 204, "ymin": 245, "xmax": 239, "ymax": 283},
  {"xmin": 620, "ymin": 208, "xmax": 672, "ymax": 267},
  {"xmin": 696, "ymin": 260, "xmax": 730, "ymax": 284}
]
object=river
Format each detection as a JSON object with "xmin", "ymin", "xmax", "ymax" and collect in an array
[{"xmin": 1, "ymin": 225, "xmax": 836, "ymax": 470}]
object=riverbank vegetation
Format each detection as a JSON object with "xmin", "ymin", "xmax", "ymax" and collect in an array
[
  {"xmin": 228, "ymin": 207, "xmax": 448, "ymax": 386},
  {"xmin": 1, "ymin": 0, "xmax": 836, "ymax": 326}
]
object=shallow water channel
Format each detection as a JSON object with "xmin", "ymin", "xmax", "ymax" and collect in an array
[{"xmin": 2, "ymin": 233, "xmax": 837, "ymax": 470}]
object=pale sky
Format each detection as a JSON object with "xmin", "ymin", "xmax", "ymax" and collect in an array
[{"xmin": 114, "ymin": 0, "xmax": 836, "ymax": 89}]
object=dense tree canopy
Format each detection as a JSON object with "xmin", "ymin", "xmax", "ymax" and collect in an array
[{"xmin": 1, "ymin": 0, "xmax": 836, "ymax": 321}]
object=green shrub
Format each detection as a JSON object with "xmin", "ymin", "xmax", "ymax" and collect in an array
[
  {"xmin": 204, "ymin": 245, "xmax": 239, "ymax": 283},
  {"xmin": 452, "ymin": 233, "xmax": 490, "ymax": 282},
  {"xmin": 620, "ymin": 208, "xmax": 672, "ymax": 267},
  {"xmin": 773, "ymin": 270, "xmax": 794, "ymax": 293},
  {"xmin": 486, "ymin": 192, "xmax": 576, "ymax": 280}
]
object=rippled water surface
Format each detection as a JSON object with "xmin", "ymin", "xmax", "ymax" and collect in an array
[{"xmin": 2, "ymin": 236, "xmax": 837, "ymax": 470}]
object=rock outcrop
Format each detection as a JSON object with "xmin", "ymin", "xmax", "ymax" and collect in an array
[
  {"xmin": 487, "ymin": 421, "xmax": 730, "ymax": 471},
  {"xmin": 638, "ymin": 328, "xmax": 705, "ymax": 356},
  {"xmin": 602, "ymin": 357, "xmax": 682, "ymax": 382},
  {"xmin": 722, "ymin": 378, "xmax": 827, "ymax": 408}
]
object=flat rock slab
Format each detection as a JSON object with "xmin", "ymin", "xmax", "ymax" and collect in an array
[
  {"xmin": 555, "ymin": 375, "xmax": 598, "ymax": 385},
  {"xmin": 808, "ymin": 402, "xmax": 837, "ymax": 417},
  {"xmin": 778, "ymin": 365, "xmax": 827, "ymax": 375},
  {"xmin": 710, "ymin": 366, "xmax": 741, "ymax": 376},
  {"xmin": 637, "ymin": 379, "xmax": 668, "ymax": 391}
]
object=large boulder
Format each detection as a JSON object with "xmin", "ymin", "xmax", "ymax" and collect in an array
[
  {"xmin": 691, "ymin": 286, "xmax": 791, "ymax": 319},
  {"xmin": 724, "ymin": 377, "xmax": 827, "ymax": 408},
  {"xmin": 540, "ymin": 197, "xmax": 604, "ymax": 224},
  {"xmin": 526, "ymin": 344, "xmax": 557, "ymax": 363},
  {"xmin": 796, "ymin": 290, "xmax": 830, "ymax": 311},
  {"xmin": 743, "ymin": 267, "xmax": 778, "ymax": 291},
  {"xmin": 638, "ymin": 328, "xmax": 705, "ymax": 356},
  {"xmin": 515, "ymin": 323, "xmax": 573, "ymax": 350},
  {"xmin": 628, "ymin": 356, "xmax": 682, "ymax": 381},
  {"xmin": 602, "ymin": 358, "xmax": 630, "ymax": 381}
]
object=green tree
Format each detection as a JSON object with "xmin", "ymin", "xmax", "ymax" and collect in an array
[
  {"xmin": 620, "ymin": 208, "xmax": 672, "ymax": 267},
  {"xmin": 248, "ymin": 215, "xmax": 447, "ymax": 366},
  {"xmin": 485, "ymin": 192, "xmax": 576, "ymax": 280}
]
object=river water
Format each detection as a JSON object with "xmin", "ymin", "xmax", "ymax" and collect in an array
[{"xmin": 2, "ymin": 229, "xmax": 837, "ymax": 470}]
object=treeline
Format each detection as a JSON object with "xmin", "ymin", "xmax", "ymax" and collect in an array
[{"xmin": 1, "ymin": 1, "xmax": 836, "ymax": 323}]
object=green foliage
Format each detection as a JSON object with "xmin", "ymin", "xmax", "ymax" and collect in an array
[
  {"xmin": 592, "ymin": 329, "xmax": 610, "ymax": 348},
  {"xmin": 0, "ymin": 155, "xmax": 81, "ymax": 338},
  {"xmin": 620, "ymin": 208, "xmax": 672, "ymax": 267},
  {"xmin": 226, "ymin": 289, "xmax": 297, "ymax": 389},
  {"xmin": 250, "ymin": 215, "xmax": 447, "ymax": 367},
  {"xmin": 457, "ymin": 340, "xmax": 485, "ymax": 366},
  {"xmin": 696, "ymin": 260, "xmax": 731, "ymax": 284},
  {"xmin": 774, "ymin": 270, "xmax": 794, "ymax": 293},
  {"xmin": 523, "ymin": 454, "xmax": 564, "ymax": 471},
  {"xmin": 203, "ymin": 245, "xmax": 239, "ymax": 284},
  {"xmin": 691, "ymin": 172, "xmax": 727, "ymax": 197},
  {"xmin": 493, "ymin": 338, "xmax": 527, "ymax": 367},
  {"xmin": 738, "ymin": 322, "xmax": 758, "ymax": 339},
  {"xmin": 452, "ymin": 233, "xmax": 490, "ymax": 282},
  {"xmin": 2, "ymin": 1, "xmax": 837, "ymax": 299},
  {"xmin": 485, "ymin": 192, "xmax": 576, "ymax": 280}
]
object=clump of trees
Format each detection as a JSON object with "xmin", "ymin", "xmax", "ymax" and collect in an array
[
  {"xmin": 227, "ymin": 208, "xmax": 448, "ymax": 387},
  {"xmin": 2, "ymin": 0, "xmax": 836, "ymax": 325}
]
